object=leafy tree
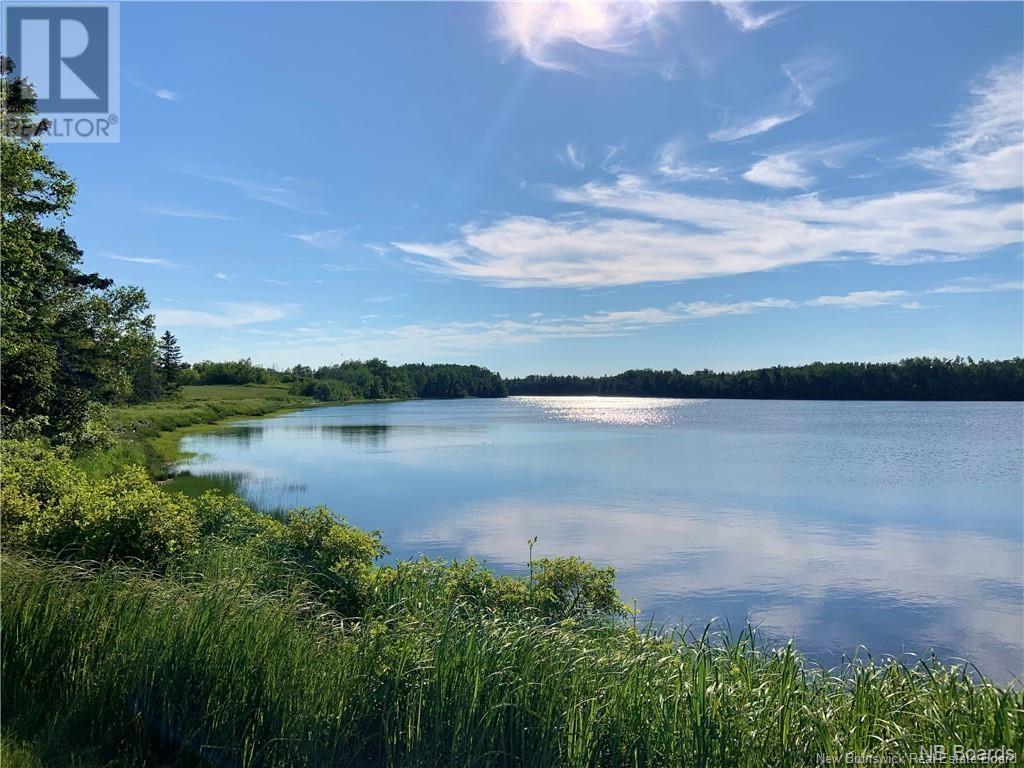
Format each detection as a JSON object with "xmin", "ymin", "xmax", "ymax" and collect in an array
[
  {"xmin": 1, "ymin": 57, "xmax": 159, "ymax": 442},
  {"xmin": 190, "ymin": 358, "xmax": 277, "ymax": 385}
]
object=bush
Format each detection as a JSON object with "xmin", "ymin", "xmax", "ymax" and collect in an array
[
  {"xmin": 370, "ymin": 556, "xmax": 622, "ymax": 621},
  {"xmin": 372, "ymin": 557, "xmax": 531, "ymax": 614},
  {"xmin": 259, "ymin": 507, "xmax": 387, "ymax": 615},
  {"xmin": 532, "ymin": 556, "xmax": 622, "ymax": 619},
  {"xmin": 289, "ymin": 378, "xmax": 354, "ymax": 402},
  {"xmin": 2, "ymin": 443, "xmax": 199, "ymax": 562}
]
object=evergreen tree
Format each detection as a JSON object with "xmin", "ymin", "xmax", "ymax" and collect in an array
[{"xmin": 157, "ymin": 331, "xmax": 184, "ymax": 393}]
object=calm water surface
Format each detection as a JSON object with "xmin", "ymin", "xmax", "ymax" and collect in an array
[{"xmin": 180, "ymin": 398, "xmax": 1024, "ymax": 678}]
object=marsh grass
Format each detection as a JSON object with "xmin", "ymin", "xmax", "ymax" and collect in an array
[{"xmin": 3, "ymin": 550, "xmax": 1020, "ymax": 768}]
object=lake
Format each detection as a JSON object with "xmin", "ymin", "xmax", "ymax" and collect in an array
[{"xmin": 179, "ymin": 397, "xmax": 1024, "ymax": 678}]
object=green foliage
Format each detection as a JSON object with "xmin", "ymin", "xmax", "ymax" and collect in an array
[
  {"xmin": 294, "ymin": 358, "xmax": 508, "ymax": 401},
  {"xmin": 1, "ymin": 439, "xmax": 386, "ymax": 612},
  {"xmin": 260, "ymin": 507, "xmax": 387, "ymax": 615},
  {"xmin": 531, "ymin": 556, "xmax": 621, "ymax": 619},
  {"xmin": 290, "ymin": 377, "xmax": 354, "ymax": 401},
  {"xmin": 190, "ymin": 358, "xmax": 279, "ymax": 385},
  {"xmin": 156, "ymin": 330, "xmax": 185, "ymax": 393},
  {"xmin": 508, "ymin": 357, "xmax": 1024, "ymax": 401},
  {"xmin": 2, "ymin": 441, "xmax": 198, "ymax": 562},
  {"xmin": 3, "ymin": 552, "xmax": 1020, "ymax": 767},
  {"xmin": 372, "ymin": 556, "xmax": 622, "ymax": 620},
  {"xmin": 1, "ymin": 59, "xmax": 169, "ymax": 444}
]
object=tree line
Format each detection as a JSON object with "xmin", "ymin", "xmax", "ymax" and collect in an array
[
  {"xmin": 506, "ymin": 358, "xmax": 1024, "ymax": 401},
  {"xmin": 184, "ymin": 358, "xmax": 508, "ymax": 400}
]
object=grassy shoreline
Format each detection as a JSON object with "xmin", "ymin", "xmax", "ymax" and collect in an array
[
  {"xmin": 77, "ymin": 384, "xmax": 405, "ymax": 492},
  {"xmin": 4, "ymin": 386, "xmax": 1022, "ymax": 766}
]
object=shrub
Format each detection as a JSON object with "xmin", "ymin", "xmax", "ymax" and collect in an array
[
  {"xmin": 532, "ymin": 556, "xmax": 622, "ymax": 619},
  {"xmin": 3, "ymin": 449, "xmax": 200, "ymax": 563},
  {"xmin": 372, "ymin": 557, "xmax": 531, "ymax": 614},
  {"xmin": 259, "ymin": 507, "xmax": 387, "ymax": 615},
  {"xmin": 1, "ymin": 440, "xmax": 82, "ymax": 538},
  {"xmin": 370, "ymin": 556, "xmax": 623, "ymax": 621},
  {"xmin": 289, "ymin": 378, "xmax": 354, "ymax": 402}
]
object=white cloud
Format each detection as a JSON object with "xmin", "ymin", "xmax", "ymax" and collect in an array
[
  {"xmin": 742, "ymin": 153, "xmax": 813, "ymax": 188},
  {"xmin": 710, "ymin": 57, "xmax": 832, "ymax": 141},
  {"xmin": 713, "ymin": 1, "xmax": 788, "ymax": 32},
  {"xmin": 491, "ymin": 0, "xmax": 672, "ymax": 72},
  {"xmin": 124, "ymin": 76, "xmax": 179, "ymax": 103},
  {"xmin": 559, "ymin": 142, "xmax": 586, "ymax": 170},
  {"xmin": 147, "ymin": 207, "xmax": 236, "ymax": 221},
  {"xmin": 393, "ymin": 59, "xmax": 1020, "ymax": 290},
  {"xmin": 909, "ymin": 58, "xmax": 1024, "ymax": 190},
  {"xmin": 105, "ymin": 253, "xmax": 176, "ymax": 267},
  {"xmin": 157, "ymin": 302, "xmax": 294, "ymax": 328},
  {"xmin": 805, "ymin": 290, "xmax": 909, "ymax": 308},
  {"xmin": 928, "ymin": 277, "xmax": 1024, "ymax": 295},
  {"xmin": 396, "ymin": 172, "xmax": 1020, "ymax": 288},
  {"xmin": 263, "ymin": 278, "xmax": 291, "ymax": 286},
  {"xmin": 289, "ymin": 227, "xmax": 358, "ymax": 249},
  {"xmin": 213, "ymin": 272, "xmax": 231, "ymax": 281},
  {"xmin": 655, "ymin": 141, "xmax": 722, "ymax": 181},
  {"xmin": 676, "ymin": 297, "xmax": 797, "ymax": 317},
  {"xmin": 227, "ymin": 283, "xmax": 955, "ymax": 363},
  {"xmin": 185, "ymin": 170, "xmax": 327, "ymax": 215}
]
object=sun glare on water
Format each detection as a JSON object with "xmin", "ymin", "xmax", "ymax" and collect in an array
[{"xmin": 513, "ymin": 396, "xmax": 696, "ymax": 426}]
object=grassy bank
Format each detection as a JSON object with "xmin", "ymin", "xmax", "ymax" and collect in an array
[
  {"xmin": 3, "ymin": 394, "xmax": 1022, "ymax": 766},
  {"xmin": 98, "ymin": 384, "xmax": 306, "ymax": 474},
  {"xmin": 4, "ymin": 548, "xmax": 1021, "ymax": 767}
]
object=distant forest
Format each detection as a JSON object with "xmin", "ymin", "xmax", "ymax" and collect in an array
[
  {"xmin": 506, "ymin": 358, "xmax": 1024, "ymax": 401},
  {"xmin": 186, "ymin": 358, "xmax": 509, "ymax": 400},
  {"xmin": 183, "ymin": 356, "xmax": 1024, "ymax": 402}
]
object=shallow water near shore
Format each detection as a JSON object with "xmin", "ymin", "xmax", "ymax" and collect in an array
[{"xmin": 179, "ymin": 397, "xmax": 1024, "ymax": 679}]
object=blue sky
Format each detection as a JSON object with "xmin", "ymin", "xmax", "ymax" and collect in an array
[{"xmin": 55, "ymin": 1, "xmax": 1023, "ymax": 376}]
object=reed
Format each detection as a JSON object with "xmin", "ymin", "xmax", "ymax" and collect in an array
[{"xmin": 4, "ymin": 549, "xmax": 1020, "ymax": 768}]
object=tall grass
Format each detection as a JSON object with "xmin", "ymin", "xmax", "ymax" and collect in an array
[{"xmin": 4, "ymin": 550, "xmax": 1020, "ymax": 768}]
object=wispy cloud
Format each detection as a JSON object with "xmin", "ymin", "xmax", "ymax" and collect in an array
[
  {"xmin": 147, "ymin": 206, "xmax": 237, "ymax": 221},
  {"xmin": 125, "ymin": 75, "xmax": 179, "ymax": 102},
  {"xmin": 928, "ymin": 277, "xmax": 1024, "ymax": 295},
  {"xmin": 742, "ymin": 139, "xmax": 879, "ymax": 189},
  {"xmin": 184, "ymin": 170, "xmax": 327, "ymax": 215},
  {"xmin": 654, "ymin": 140, "xmax": 723, "ymax": 181},
  {"xmin": 709, "ymin": 57, "xmax": 833, "ymax": 141},
  {"xmin": 491, "ymin": 0, "xmax": 673, "ymax": 73},
  {"xmin": 742, "ymin": 152, "xmax": 812, "ymax": 188},
  {"xmin": 290, "ymin": 227, "xmax": 358, "ymax": 249},
  {"xmin": 157, "ymin": 302, "xmax": 294, "ymax": 328},
  {"xmin": 909, "ymin": 57, "xmax": 1023, "ymax": 190},
  {"xmin": 262, "ymin": 278, "xmax": 292, "ymax": 286},
  {"xmin": 713, "ymin": 1, "xmax": 788, "ymax": 32},
  {"xmin": 558, "ymin": 142, "xmax": 586, "ymax": 170},
  {"xmin": 105, "ymin": 253, "xmax": 176, "ymax": 267},
  {"xmin": 231, "ymin": 288, "xmax": 932, "ymax": 361},
  {"xmin": 395, "ymin": 170, "xmax": 1021, "ymax": 288},
  {"xmin": 805, "ymin": 290, "xmax": 909, "ymax": 309}
]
